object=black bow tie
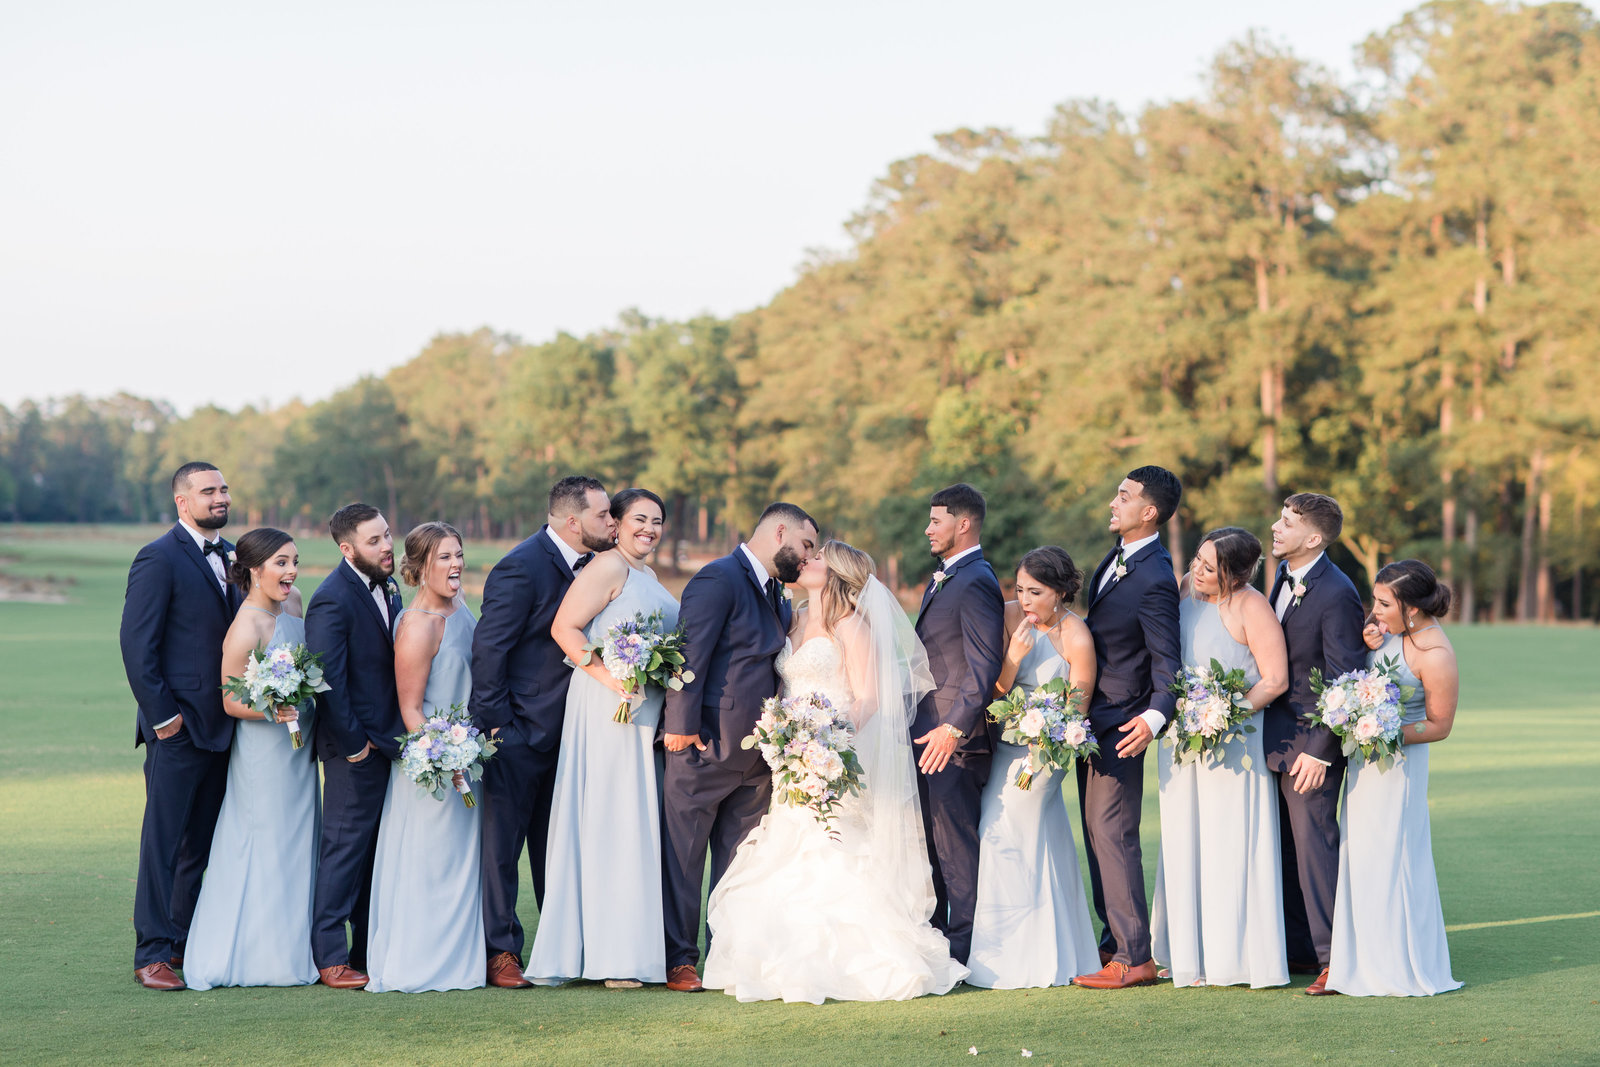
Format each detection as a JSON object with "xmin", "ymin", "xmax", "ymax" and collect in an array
[
  {"xmin": 203, "ymin": 540, "xmax": 227, "ymax": 559},
  {"xmin": 573, "ymin": 552, "xmax": 595, "ymax": 573},
  {"xmin": 369, "ymin": 577, "xmax": 387, "ymax": 595}
]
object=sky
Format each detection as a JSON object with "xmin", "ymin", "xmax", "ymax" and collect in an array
[{"xmin": 1, "ymin": 0, "xmax": 1425, "ymax": 413}]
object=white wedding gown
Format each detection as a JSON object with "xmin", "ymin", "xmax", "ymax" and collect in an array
[{"xmin": 702, "ymin": 636, "xmax": 969, "ymax": 1004}]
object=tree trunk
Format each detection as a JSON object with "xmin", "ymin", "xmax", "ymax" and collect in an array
[
  {"xmin": 382, "ymin": 461, "xmax": 400, "ymax": 534},
  {"xmin": 1440, "ymin": 362, "xmax": 1456, "ymax": 615},
  {"xmin": 1169, "ymin": 509, "xmax": 1185, "ymax": 583},
  {"xmin": 1575, "ymin": 495, "xmax": 1585, "ymax": 622},
  {"xmin": 1255, "ymin": 257, "xmax": 1278, "ymax": 494},
  {"xmin": 1491, "ymin": 478, "xmax": 1515, "ymax": 622},
  {"xmin": 698, "ymin": 503, "xmax": 709, "ymax": 543},
  {"xmin": 1517, "ymin": 450, "xmax": 1543, "ymax": 621},
  {"xmin": 1536, "ymin": 488, "xmax": 1554, "ymax": 622},
  {"xmin": 1462, "ymin": 507, "xmax": 1478, "ymax": 624}
]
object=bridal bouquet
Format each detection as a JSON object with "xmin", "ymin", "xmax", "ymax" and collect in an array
[
  {"xmin": 1165, "ymin": 658, "xmax": 1259, "ymax": 767},
  {"xmin": 397, "ymin": 703, "xmax": 499, "ymax": 807},
  {"xmin": 1309, "ymin": 657, "xmax": 1414, "ymax": 770},
  {"xmin": 986, "ymin": 677, "xmax": 1096, "ymax": 789},
  {"xmin": 742, "ymin": 691, "xmax": 864, "ymax": 839},
  {"xmin": 221, "ymin": 643, "xmax": 330, "ymax": 750},
  {"xmin": 579, "ymin": 609, "xmax": 695, "ymax": 723}
]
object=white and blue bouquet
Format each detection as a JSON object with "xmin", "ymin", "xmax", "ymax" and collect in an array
[
  {"xmin": 1309, "ymin": 657, "xmax": 1413, "ymax": 770},
  {"xmin": 221, "ymin": 642, "xmax": 330, "ymax": 749},
  {"xmin": 396, "ymin": 703, "xmax": 499, "ymax": 807},
  {"xmin": 742, "ymin": 692, "xmax": 864, "ymax": 839},
  {"xmin": 986, "ymin": 677, "xmax": 1096, "ymax": 789},
  {"xmin": 578, "ymin": 609, "xmax": 695, "ymax": 724},
  {"xmin": 1165, "ymin": 658, "xmax": 1258, "ymax": 767}
]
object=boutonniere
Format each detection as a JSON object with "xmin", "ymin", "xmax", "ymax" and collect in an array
[
  {"xmin": 385, "ymin": 576, "xmax": 400, "ymax": 598},
  {"xmin": 932, "ymin": 569, "xmax": 950, "ymax": 589},
  {"xmin": 781, "ymin": 587, "xmax": 793, "ymax": 604},
  {"xmin": 1114, "ymin": 561, "xmax": 1128, "ymax": 580},
  {"xmin": 1291, "ymin": 578, "xmax": 1308, "ymax": 607},
  {"xmin": 227, "ymin": 550, "xmax": 237, "ymax": 565}
]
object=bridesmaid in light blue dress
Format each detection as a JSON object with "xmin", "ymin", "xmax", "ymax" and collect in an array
[
  {"xmin": 186, "ymin": 528, "xmax": 320, "ymax": 990},
  {"xmin": 365, "ymin": 522, "xmax": 485, "ymax": 993},
  {"xmin": 1329, "ymin": 559, "xmax": 1462, "ymax": 997},
  {"xmin": 968, "ymin": 547, "xmax": 1100, "ymax": 988},
  {"xmin": 1151, "ymin": 528, "xmax": 1290, "ymax": 988},
  {"xmin": 527, "ymin": 488, "xmax": 676, "ymax": 988}
]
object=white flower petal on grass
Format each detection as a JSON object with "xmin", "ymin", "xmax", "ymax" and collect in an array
[{"xmin": 968, "ymin": 1049, "xmax": 978, "ymax": 1057}]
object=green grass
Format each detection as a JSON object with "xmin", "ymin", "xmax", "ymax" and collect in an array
[{"xmin": 1, "ymin": 524, "xmax": 1597, "ymax": 1065}]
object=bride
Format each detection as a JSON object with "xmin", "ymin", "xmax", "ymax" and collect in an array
[{"xmin": 702, "ymin": 540, "xmax": 969, "ymax": 1003}]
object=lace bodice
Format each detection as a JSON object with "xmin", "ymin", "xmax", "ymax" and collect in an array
[{"xmin": 776, "ymin": 637, "xmax": 856, "ymax": 723}]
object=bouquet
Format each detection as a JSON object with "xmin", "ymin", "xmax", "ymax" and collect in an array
[
  {"xmin": 1309, "ymin": 657, "xmax": 1414, "ymax": 770},
  {"xmin": 221, "ymin": 642, "xmax": 330, "ymax": 750},
  {"xmin": 741, "ymin": 691, "xmax": 864, "ymax": 839},
  {"xmin": 1165, "ymin": 658, "xmax": 1259, "ymax": 767},
  {"xmin": 396, "ymin": 703, "xmax": 499, "ymax": 807},
  {"xmin": 986, "ymin": 677, "xmax": 1096, "ymax": 789},
  {"xmin": 578, "ymin": 609, "xmax": 695, "ymax": 723}
]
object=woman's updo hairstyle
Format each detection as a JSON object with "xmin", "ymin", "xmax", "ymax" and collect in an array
[
  {"xmin": 1198, "ymin": 526, "xmax": 1263, "ymax": 594},
  {"xmin": 1017, "ymin": 546, "xmax": 1082, "ymax": 604},
  {"xmin": 400, "ymin": 521, "xmax": 462, "ymax": 587},
  {"xmin": 819, "ymin": 540, "xmax": 874, "ymax": 637},
  {"xmin": 228, "ymin": 528, "xmax": 294, "ymax": 592},
  {"xmin": 1375, "ymin": 559, "xmax": 1452, "ymax": 625},
  {"xmin": 610, "ymin": 487, "xmax": 666, "ymax": 523}
]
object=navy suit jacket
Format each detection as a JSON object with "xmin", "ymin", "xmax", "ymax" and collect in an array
[
  {"xmin": 662, "ymin": 551, "xmax": 791, "ymax": 769},
  {"xmin": 913, "ymin": 551, "xmax": 1006, "ymax": 748},
  {"xmin": 305, "ymin": 560, "xmax": 404, "ymax": 762},
  {"xmin": 1083, "ymin": 538, "xmax": 1182, "ymax": 749},
  {"xmin": 119, "ymin": 524, "xmax": 241, "ymax": 752},
  {"xmin": 469, "ymin": 526, "xmax": 577, "ymax": 749},
  {"xmin": 1263, "ymin": 553, "xmax": 1367, "ymax": 771}
]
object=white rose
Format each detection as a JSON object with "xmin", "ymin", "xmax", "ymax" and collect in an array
[
  {"xmin": 1323, "ymin": 687, "xmax": 1347, "ymax": 711},
  {"xmin": 1063, "ymin": 722, "xmax": 1088, "ymax": 747}
]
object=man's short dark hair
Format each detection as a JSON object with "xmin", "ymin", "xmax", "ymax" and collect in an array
[
  {"xmin": 1284, "ymin": 492, "xmax": 1344, "ymax": 544},
  {"xmin": 171, "ymin": 461, "xmax": 219, "ymax": 493},
  {"xmin": 755, "ymin": 502, "xmax": 817, "ymax": 533},
  {"xmin": 549, "ymin": 476, "xmax": 606, "ymax": 518},
  {"xmin": 931, "ymin": 483, "xmax": 987, "ymax": 528},
  {"xmin": 329, "ymin": 502, "xmax": 383, "ymax": 546},
  {"xmin": 1127, "ymin": 466, "xmax": 1182, "ymax": 525}
]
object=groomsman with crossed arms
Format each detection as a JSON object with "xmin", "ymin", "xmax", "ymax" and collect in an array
[{"xmin": 1073, "ymin": 466, "xmax": 1183, "ymax": 989}]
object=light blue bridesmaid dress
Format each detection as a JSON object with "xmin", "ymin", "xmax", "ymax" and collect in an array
[
  {"xmin": 966, "ymin": 629, "xmax": 1100, "ymax": 988},
  {"xmin": 1328, "ymin": 632, "xmax": 1461, "ymax": 996},
  {"xmin": 185, "ymin": 608, "xmax": 320, "ymax": 990},
  {"xmin": 525, "ymin": 567, "xmax": 676, "ymax": 985},
  {"xmin": 1151, "ymin": 598, "xmax": 1287, "ymax": 988},
  {"xmin": 365, "ymin": 606, "xmax": 486, "ymax": 992}
]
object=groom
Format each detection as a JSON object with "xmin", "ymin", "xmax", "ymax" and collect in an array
[
  {"xmin": 913, "ymin": 483, "xmax": 1005, "ymax": 966},
  {"xmin": 660, "ymin": 502, "xmax": 817, "ymax": 992},
  {"xmin": 120, "ymin": 461, "xmax": 240, "ymax": 990},
  {"xmin": 1266, "ymin": 492, "xmax": 1365, "ymax": 996},
  {"xmin": 1073, "ymin": 466, "xmax": 1182, "ymax": 989}
]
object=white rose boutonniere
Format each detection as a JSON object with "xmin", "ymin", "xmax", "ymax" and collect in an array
[
  {"xmin": 385, "ymin": 576, "xmax": 400, "ymax": 598},
  {"xmin": 1114, "ymin": 561, "xmax": 1128, "ymax": 580},
  {"xmin": 781, "ymin": 587, "xmax": 793, "ymax": 603},
  {"xmin": 1291, "ymin": 578, "xmax": 1308, "ymax": 607},
  {"xmin": 932, "ymin": 569, "xmax": 950, "ymax": 589},
  {"xmin": 227, "ymin": 550, "xmax": 237, "ymax": 565}
]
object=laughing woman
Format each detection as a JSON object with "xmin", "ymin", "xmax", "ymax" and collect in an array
[
  {"xmin": 364, "ymin": 521, "xmax": 485, "ymax": 992},
  {"xmin": 525, "ymin": 488, "xmax": 678, "ymax": 988},
  {"xmin": 185, "ymin": 528, "xmax": 320, "ymax": 990}
]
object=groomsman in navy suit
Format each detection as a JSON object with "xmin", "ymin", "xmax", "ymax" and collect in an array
[
  {"xmin": 1073, "ymin": 466, "xmax": 1182, "ymax": 989},
  {"xmin": 121, "ymin": 462, "xmax": 241, "ymax": 990},
  {"xmin": 660, "ymin": 502, "xmax": 817, "ymax": 991},
  {"xmin": 306, "ymin": 502, "xmax": 404, "ymax": 989},
  {"xmin": 472, "ymin": 476, "xmax": 616, "ymax": 989},
  {"xmin": 1265, "ymin": 492, "xmax": 1366, "ymax": 996},
  {"xmin": 913, "ymin": 483, "xmax": 1005, "ymax": 966}
]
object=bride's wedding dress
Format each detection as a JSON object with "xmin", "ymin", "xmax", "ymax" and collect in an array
[{"xmin": 703, "ymin": 613, "xmax": 969, "ymax": 1004}]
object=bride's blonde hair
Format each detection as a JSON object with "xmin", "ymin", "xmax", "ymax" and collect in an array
[{"xmin": 818, "ymin": 540, "xmax": 874, "ymax": 638}]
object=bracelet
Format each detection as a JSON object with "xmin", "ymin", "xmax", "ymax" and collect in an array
[{"xmin": 944, "ymin": 724, "xmax": 964, "ymax": 740}]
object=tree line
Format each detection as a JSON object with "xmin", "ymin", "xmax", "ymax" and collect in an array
[{"xmin": 3, "ymin": 0, "xmax": 1596, "ymax": 622}]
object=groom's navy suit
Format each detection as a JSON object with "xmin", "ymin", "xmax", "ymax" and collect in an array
[
  {"xmin": 471, "ymin": 526, "xmax": 581, "ymax": 960},
  {"xmin": 306, "ymin": 559, "xmax": 403, "ymax": 970},
  {"xmin": 1080, "ymin": 537, "xmax": 1180, "ymax": 966},
  {"xmin": 1265, "ymin": 553, "xmax": 1365, "ymax": 968},
  {"xmin": 913, "ymin": 549, "xmax": 1005, "ymax": 965},
  {"xmin": 120, "ymin": 523, "xmax": 240, "ymax": 968},
  {"xmin": 661, "ymin": 549, "xmax": 790, "ymax": 969}
]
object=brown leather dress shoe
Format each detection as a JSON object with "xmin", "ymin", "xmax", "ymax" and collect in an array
[
  {"xmin": 666, "ymin": 964, "xmax": 704, "ymax": 992},
  {"xmin": 1072, "ymin": 960, "xmax": 1159, "ymax": 989},
  {"xmin": 487, "ymin": 951, "xmax": 534, "ymax": 989},
  {"xmin": 135, "ymin": 962, "xmax": 186, "ymax": 990},
  {"xmin": 318, "ymin": 964, "xmax": 370, "ymax": 989},
  {"xmin": 1305, "ymin": 967, "xmax": 1339, "ymax": 996}
]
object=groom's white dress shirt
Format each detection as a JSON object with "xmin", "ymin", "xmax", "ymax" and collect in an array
[
  {"xmin": 547, "ymin": 526, "xmax": 584, "ymax": 576},
  {"xmin": 1274, "ymin": 552, "xmax": 1325, "ymax": 621},
  {"xmin": 940, "ymin": 544, "xmax": 983, "ymax": 571},
  {"xmin": 345, "ymin": 557, "xmax": 391, "ymax": 631},
  {"xmin": 1096, "ymin": 531, "xmax": 1166, "ymax": 740},
  {"xmin": 739, "ymin": 543, "xmax": 771, "ymax": 595}
]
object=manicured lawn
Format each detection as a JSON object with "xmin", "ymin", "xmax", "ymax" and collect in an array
[{"xmin": 1, "ymin": 525, "xmax": 1596, "ymax": 1065}]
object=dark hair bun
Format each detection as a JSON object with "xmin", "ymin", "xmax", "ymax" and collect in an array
[
  {"xmin": 229, "ymin": 528, "xmax": 295, "ymax": 593},
  {"xmin": 1375, "ymin": 558, "xmax": 1451, "ymax": 620},
  {"xmin": 1017, "ymin": 546, "xmax": 1082, "ymax": 603}
]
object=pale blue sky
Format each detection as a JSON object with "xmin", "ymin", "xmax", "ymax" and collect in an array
[{"xmin": 1, "ymin": 0, "xmax": 1423, "ymax": 412}]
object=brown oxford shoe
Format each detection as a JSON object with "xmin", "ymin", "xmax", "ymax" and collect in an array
[
  {"xmin": 135, "ymin": 962, "xmax": 186, "ymax": 990},
  {"xmin": 666, "ymin": 964, "xmax": 704, "ymax": 992},
  {"xmin": 318, "ymin": 964, "xmax": 370, "ymax": 989},
  {"xmin": 1072, "ymin": 959, "xmax": 1159, "ymax": 989},
  {"xmin": 1305, "ymin": 967, "xmax": 1339, "ymax": 996},
  {"xmin": 487, "ymin": 951, "xmax": 534, "ymax": 989}
]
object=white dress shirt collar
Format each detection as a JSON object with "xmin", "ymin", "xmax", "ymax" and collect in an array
[
  {"xmin": 1287, "ymin": 551, "xmax": 1325, "ymax": 583},
  {"xmin": 546, "ymin": 526, "xmax": 583, "ymax": 573},
  {"xmin": 739, "ymin": 543, "xmax": 771, "ymax": 588},
  {"xmin": 178, "ymin": 519, "xmax": 222, "ymax": 552},
  {"xmin": 1118, "ymin": 532, "xmax": 1161, "ymax": 560},
  {"xmin": 942, "ymin": 544, "xmax": 983, "ymax": 570}
]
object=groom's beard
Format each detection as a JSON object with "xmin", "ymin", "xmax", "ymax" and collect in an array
[
  {"xmin": 771, "ymin": 545, "xmax": 805, "ymax": 584},
  {"xmin": 193, "ymin": 507, "xmax": 229, "ymax": 531},
  {"xmin": 579, "ymin": 529, "xmax": 616, "ymax": 554},
  {"xmin": 349, "ymin": 553, "xmax": 394, "ymax": 585}
]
